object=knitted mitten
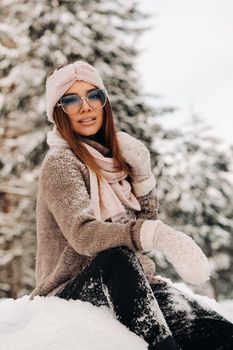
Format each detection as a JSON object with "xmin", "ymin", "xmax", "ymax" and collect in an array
[
  {"xmin": 116, "ymin": 131, "xmax": 156, "ymax": 197},
  {"xmin": 140, "ymin": 220, "xmax": 210, "ymax": 285}
]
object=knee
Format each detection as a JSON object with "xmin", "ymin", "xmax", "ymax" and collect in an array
[
  {"xmin": 95, "ymin": 245, "xmax": 138, "ymax": 268},
  {"xmin": 93, "ymin": 246, "xmax": 146, "ymax": 286},
  {"xmin": 97, "ymin": 245, "xmax": 134, "ymax": 259}
]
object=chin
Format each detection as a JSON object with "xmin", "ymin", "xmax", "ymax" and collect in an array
[{"xmin": 75, "ymin": 126, "xmax": 101, "ymax": 137}]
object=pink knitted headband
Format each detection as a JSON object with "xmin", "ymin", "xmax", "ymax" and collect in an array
[{"xmin": 46, "ymin": 60, "xmax": 108, "ymax": 123}]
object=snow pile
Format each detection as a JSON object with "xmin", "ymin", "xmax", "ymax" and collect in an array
[
  {"xmin": 0, "ymin": 282, "xmax": 232, "ymax": 350},
  {"xmin": 0, "ymin": 295, "xmax": 146, "ymax": 350}
]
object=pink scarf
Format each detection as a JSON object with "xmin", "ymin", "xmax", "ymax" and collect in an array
[
  {"xmin": 83, "ymin": 143, "xmax": 141, "ymax": 221},
  {"xmin": 47, "ymin": 126, "xmax": 141, "ymax": 221}
]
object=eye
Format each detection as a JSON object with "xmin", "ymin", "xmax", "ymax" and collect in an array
[{"xmin": 61, "ymin": 95, "xmax": 80, "ymax": 105}]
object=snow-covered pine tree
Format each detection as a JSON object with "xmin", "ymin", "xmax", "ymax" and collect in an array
[{"xmin": 150, "ymin": 113, "xmax": 233, "ymax": 300}]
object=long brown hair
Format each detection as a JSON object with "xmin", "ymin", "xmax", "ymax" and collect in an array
[{"xmin": 52, "ymin": 85, "xmax": 134, "ymax": 183}]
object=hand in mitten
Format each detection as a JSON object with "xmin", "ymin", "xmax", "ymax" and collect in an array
[
  {"xmin": 116, "ymin": 131, "xmax": 156, "ymax": 196},
  {"xmin": 140, "ymin": 220, "xmax": 210, "ymax": 285}
]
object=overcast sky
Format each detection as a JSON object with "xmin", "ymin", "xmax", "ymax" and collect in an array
[{"xmin": 136, "ymin": 0, "xmax": 233, "ymax": 146}]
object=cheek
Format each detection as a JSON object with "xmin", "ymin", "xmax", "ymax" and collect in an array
[
  {"xmin": 97, "ymin": 110, "xmax": 104, "ymax": 123},
  {"xmin": 67, "ymin": 116, "xmax": 76, "ymax": 126},
  {"xmin": 66, "ymin": 112, "xmax": 75, "ymax": 120}
]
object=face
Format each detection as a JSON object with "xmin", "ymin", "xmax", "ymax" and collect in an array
[{"xmin": 62, "ymin": 80, "xmax": 105, "ymax": 137}]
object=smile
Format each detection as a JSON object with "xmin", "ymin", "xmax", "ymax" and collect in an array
[{"xmin": 78, "ymin": 118, "xmax": 96, "ymax": 125}]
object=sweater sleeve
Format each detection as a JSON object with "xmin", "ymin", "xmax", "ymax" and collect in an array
[
  {"xmin": 41, "ymin": 150, "xmax": 145, "ymax": 257},
  {"xmin": 135, "ymin": 187, "xmax": 160, "ymax": 220}
]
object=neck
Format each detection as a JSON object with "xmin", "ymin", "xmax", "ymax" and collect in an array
[{"xmin": 78, "ymin": 127, "xmax": 106, "ymax": 146}]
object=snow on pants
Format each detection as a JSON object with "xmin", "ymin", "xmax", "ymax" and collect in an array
[{"xmin": 55, "ymin": 246, "xmax": 233, "ymax": 350}]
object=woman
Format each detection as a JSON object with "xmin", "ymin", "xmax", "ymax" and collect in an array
[{"xmin": 30, "ymin": 60, "xmax": 233, "ymax": 349}]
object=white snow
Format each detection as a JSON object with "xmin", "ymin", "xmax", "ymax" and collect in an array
[
  {"xmin": 0, "ymin": 280, "xmax": 232, "ymax": 350},
  {"xmin": 0, "ymin": 295, "xmax": 147, "ymax": 350}
]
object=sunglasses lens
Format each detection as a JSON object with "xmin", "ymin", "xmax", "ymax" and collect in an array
[
  {"xmin": 60, "ymin": 95, "xmax": 81, "ymax": 114},
  {"xmin": 87, "ymin": 89, "xmax": 107, "ymax": 109}
]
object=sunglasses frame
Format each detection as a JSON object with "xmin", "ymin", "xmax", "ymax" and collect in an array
[{"xmin": 56, "ymin": 88, "xmax": 108, "ymax": 114}]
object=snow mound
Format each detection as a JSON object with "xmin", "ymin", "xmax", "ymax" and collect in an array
[
  {"xmin": 0, "ymin": 295, "xmax": 147, "ymax": 350},
  {"xmin": 0, "ymin": 281, "xmax": 232, "ymax": 350}
]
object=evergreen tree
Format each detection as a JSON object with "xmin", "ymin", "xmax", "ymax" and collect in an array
[{"xmin": 150, "ymin": 113, "xmax": 233, "ymax": 300}]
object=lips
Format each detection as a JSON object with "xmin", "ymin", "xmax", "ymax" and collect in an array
[{"xmin": 78, "ymin": 117, "xmax": 96, "ymax": 123}]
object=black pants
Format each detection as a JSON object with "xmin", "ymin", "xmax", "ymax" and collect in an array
[{"xmin": 56, "ymin": 246, "xmax": 233, "ymax": 350}]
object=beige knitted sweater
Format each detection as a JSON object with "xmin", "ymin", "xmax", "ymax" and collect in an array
[{"xmin": 29, "ymin": 135, "xmax": 159, "ymax": 300}]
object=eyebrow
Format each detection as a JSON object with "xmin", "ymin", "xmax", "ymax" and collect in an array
[{"xmin": 63, "ymin": 88, "xmax": 96, "ymax": 97}]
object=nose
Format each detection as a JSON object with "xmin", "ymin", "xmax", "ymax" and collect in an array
[{"xmin": 79, "ymin": 97, "xmax": 92, "ymax": 113}]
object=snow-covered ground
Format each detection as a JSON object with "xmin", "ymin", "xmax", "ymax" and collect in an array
[{"xmin": 0, "ymin": 280, "xmax": 232, "ymax": 350}]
